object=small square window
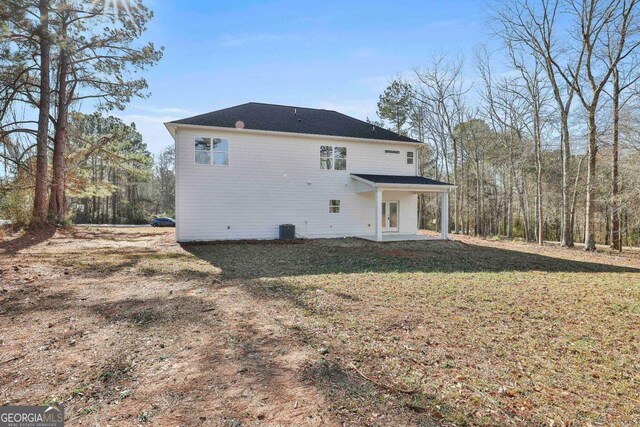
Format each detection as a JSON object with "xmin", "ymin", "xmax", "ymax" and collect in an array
[
  {"xmin": 407, "ymin": 151, "xmax": 414, "ymax": 165},
  {"xmin": 329, "ymin": 199, "xmax": 340, "ymax": 213},
  {"xmin": 195, "ymin": 137, "xmax": 229, "ymax": 165},
  {"xmin": 320, "ymin": 146, "xmax": 347, "ymax": 170}
]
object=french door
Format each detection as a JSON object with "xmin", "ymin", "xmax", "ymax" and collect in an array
[{"xmin": 381, "ymin": 201, "xmax": 399, "ymax": 232}]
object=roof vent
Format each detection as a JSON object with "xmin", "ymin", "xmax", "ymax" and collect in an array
[
  {"xmin": 294, "ymin": 108, "xmax": 297, "ymax": 115},
  {"xmin": 372, "ymin": 125, "xmax": 376, "ymax": 132}
]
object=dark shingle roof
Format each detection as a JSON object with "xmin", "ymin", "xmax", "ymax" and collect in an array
[
  {"xmin": 170, "ymin": 102, "xmax": 420, "ymax": 143},
  {"xmin": 352, "ymin": 174, "xmax": 453, "ymax": 186}
]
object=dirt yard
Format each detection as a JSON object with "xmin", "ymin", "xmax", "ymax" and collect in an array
[{"xmin": 1, "ymin": 227, "xmax": 639, "ymax": 426}]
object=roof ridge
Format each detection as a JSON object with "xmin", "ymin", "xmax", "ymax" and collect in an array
[{"xmin": 246, "ymin": 101, "xmax": 338, "ymax": 113}]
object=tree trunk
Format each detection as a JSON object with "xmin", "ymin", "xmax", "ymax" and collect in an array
[
  {"xmin": 459, "ymin": 147, "xmax": 465, "ymax": 232},
  {"xmin": 48, "ymin": 31, "xmax": 69, "ymax": 223},
  {"xmin": 475, "ymin": 155, "xmax": 481, "ymax": 236},
  {"xmin": 534, "ymin": 106, "xmax": 544, "ymax": 245},
  {"xmin": 112, "ymin": 169, "xmax": 117, "ymax": 224},
  {"xmin": 584, "ymin": 109, "xmax": 597, "ymax": 251},
  {"xmin": 31, "ymin": 0, "xmax": 51, "ymax": 227},
  {"xmin": 507, "ymin": 139, "xmax": 517, "ymax": 239},
  {"xmin": 610, "ymin": 68, "xmax": 621, "ymax": 252},
  {"xmin": 453, "ymin": 138, "xmax": 460, "ymax": 233},
  {"xmin": 560, "ymin": 111, "xmax": 573, "ymax": 247},
  {"xmin": 570, "ymin": 154, "xmax": 585, "ymax": 242},
  {"xmin": 604, "ymin": 200, "xmax": 611, "ymax": 246}
]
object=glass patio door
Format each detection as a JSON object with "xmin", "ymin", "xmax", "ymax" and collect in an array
[{"xmin": 381, "ymin": 201, "xmax": 399, "ymax": 232}]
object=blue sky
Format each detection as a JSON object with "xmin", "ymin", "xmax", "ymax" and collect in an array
[{"xmin": 119, "ymin": 0, "xmax": 496, "ymax": 154}]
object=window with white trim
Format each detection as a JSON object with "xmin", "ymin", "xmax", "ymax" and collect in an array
[
  {"xmin": 407, "ymin": 151, "xmax": 414, "ymax": 165},
  {"xmin": 320, "ymin": 145, "xmax": 347, "ymax": 170},
  {"xmin": 329, "ymin": 199, "xmax": 340, "ymax": 213},
  {"xmin": 195, "ymin": 137, "xmax": 228, "ymax": 165}
]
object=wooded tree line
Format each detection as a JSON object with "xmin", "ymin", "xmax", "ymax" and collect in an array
[
  {"xmin": 375, "ymin": 0, "xmax": 640, "ymax": 251},
  {"xmin": 68, "ymin": 113, "xmax": 175, "ymax": 224},
  {"xmin": 0, "ymin": 0, "xmax": 170, "ymax": 226}
]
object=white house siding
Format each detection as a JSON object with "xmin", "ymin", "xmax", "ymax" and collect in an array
[{"xmin": 173, "ymin": 126, "xmax": 419, "ymax": 241}]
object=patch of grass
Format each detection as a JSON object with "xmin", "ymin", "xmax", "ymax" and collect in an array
[
  {"xmin": 78, "ymin": 406, "xmax": 96, "ymax": 416},
  {"xmin": 609, "ymin": 302, "xmax": 640, "ymax": 314},
  {"xmin": 439, "ymin": 360, "xmax": 456, "ymax": 369},
  {"xmin": 181, "ymin": 237, "xmax": 640, "ymax": 425},
  {"xmin": 70, "ymin": 386, "xmax": 85, "ymax": 397},
  {"xmin": 96, "ymin": 359, "xmax": 131, "ymax": 384},
  {"xmin": 129, "ymin": 311, "xmax": 155, "ymax": 327},
  {"xmin": 137, "ymin": 410, "xmax": 153, "ymax": 423},
  {"xmin": 98, "ymin": 370, "xmax": 114, "ymax": 381},
  {"xmin": 41, "ymin": 397, "xmax": 60, "ymax": 406}
]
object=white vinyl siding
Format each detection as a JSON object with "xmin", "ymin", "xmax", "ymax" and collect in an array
[{"xmin": 175, "ymin": 128, "xmax": 418, "ymax": 241}]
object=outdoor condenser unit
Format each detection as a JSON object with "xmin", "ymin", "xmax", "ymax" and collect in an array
[{"xmin": 279, "ymin": 224, "xmax": 295, "ymax": 240}]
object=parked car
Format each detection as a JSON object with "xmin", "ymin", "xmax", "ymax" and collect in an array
[{"xmin": 150, "ymin": 217, "xmax": 175, "ymax": 227}]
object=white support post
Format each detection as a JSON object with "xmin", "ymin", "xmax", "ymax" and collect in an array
[
  {"xmin": 375, "ymin": 189, "xmax": 383, "ymax": 242},
  {"xmin": 440, "ymin": 191, "xmax": 449, "ymax": 240}
]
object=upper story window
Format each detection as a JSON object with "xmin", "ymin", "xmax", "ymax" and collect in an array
[
  {"xmin": 329, "ymin": 199, "xmax": 340, "ymax": 213},
  {"xmin": 407, "ymin": 151, "xmax": 414, "ymax": 165},
  {"xmin": 195, "ymin": 137, "xmax": 229, "ymax": 165},
  {"xmin": 320, "ymin": 145, "xmax": 347, "ymax": 170}
]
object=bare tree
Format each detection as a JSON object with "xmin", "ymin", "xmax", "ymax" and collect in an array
[
  {"xmin": 476, "ymin": 46, "xmax": 535, "ymax": 240},
  {"xmin": 603, "ymin": 18, "xmax": 640, "ymax": 251},
  {"xmin": 508, "ymin": 47, "xmax": 550, "ymax": 245},
  {"xmin": 557, "ymin": 0, "xmax": 640, "ymax": 251},
  {"xmin": 493, "ymin": 0, "xmax": 584, "ymax": 247},
  {"xmin": 414, "ymin": 54, "xmax": 468, "ymax": 233}
]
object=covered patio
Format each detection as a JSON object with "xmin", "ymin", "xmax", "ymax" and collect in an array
[{"xmin": 351, "ymin": 174, "xmax": 455, "ymax": 242}]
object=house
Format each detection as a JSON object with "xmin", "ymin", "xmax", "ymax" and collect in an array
[{"xmin": 164, "ymin": 102, "xmax": 454, "ymax": 242}]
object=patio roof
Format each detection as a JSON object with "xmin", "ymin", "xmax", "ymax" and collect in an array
[
  {"xmin": 351, "ymin": 174, "xmax": 455, "ymax": 191},
  {"xmin": 352, "ymin": 174, "xmax": 452, "ymax": 186}
]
